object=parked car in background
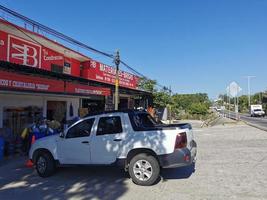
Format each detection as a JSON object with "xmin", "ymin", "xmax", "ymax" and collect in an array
[{"xmin": 29, "ymin": 110, "xmax": 197, "ymax": 186}]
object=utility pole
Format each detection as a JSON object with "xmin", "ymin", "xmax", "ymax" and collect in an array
[
  {"xmin": 169, "ymin": 85, "xmax": 172, "ymax": 123},
  {"xmin": 114, "ymin": 50, "xmax": 120, "ymax": 110},
  {"xmin": 244, "ymin": 76, "xmax": 255, "ymax": 108}
]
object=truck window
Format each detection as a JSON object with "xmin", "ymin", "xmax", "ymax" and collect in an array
[
  {"xmin": 66, "ymin": 118, "xmax": 95, "ymax": 138},
  {"xmin": 129, "ymin": 113, "xmax": 158, "ymax": 131},
  {"xmin": 97, "ymin": 116, "xmax": 122, "ymax": 136}
]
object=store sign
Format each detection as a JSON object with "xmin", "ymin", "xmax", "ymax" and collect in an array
[
  {"xmin": 0, "ymin": 27, "xmax": 76, "ymax": 74},
  {"xmin": 42, "ymin": 47, "xmax": 65, "ymax": 71},
  {"xmin": 0, "ymin": 70, "xmax": 64, "ymax": 92},
  {"xmin": 7, "ymin": 34, "xmax": 42, "ymax": 68},
  {"xmin": 82, "ymin": 60, "xmax": 139, "ymax": 90},
  {"xmin": 66, "ymin": 82, "xmax": 110, "ymax": 96}
]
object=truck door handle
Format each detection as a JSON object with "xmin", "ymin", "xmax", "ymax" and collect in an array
[
  {"xmin": 113, "ymin": 139, "xmax": 122, "ymax": 142},
  {"xmin": 82, "ymin": 141, "xmax": 89, "ymax": 144}
]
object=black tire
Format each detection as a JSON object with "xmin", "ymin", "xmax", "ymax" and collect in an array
[
  {"xmin": 35, "ymin": 152, "xmax": 56, "ymax": 177},
  {"xmin": 128, "ymin": 153, "xmax": 160, "ymax": 186}
]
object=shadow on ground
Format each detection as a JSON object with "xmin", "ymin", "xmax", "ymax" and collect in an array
[
  {"xmin": 0, "ymin": 158, "xmax": 196, "ymax": 199},
  {"xmin": 0, "ymin": 159, "xmax": 128, "ymax": 200},
  {"xmin": 161, "ymin": 163, "xmax": 195, "ymax": 180}
]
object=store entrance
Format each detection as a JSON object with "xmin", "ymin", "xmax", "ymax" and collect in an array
[
  {"xmin": 47, "ymin": 101, "xmax": 67, "ymax": 123},
  {"xmin": 119, "ymin": 98, "xmax": 129, "ymax": 110},
  {"xmin": 81, "ymin": 97, "xmax": 105, "ymax": 114}
]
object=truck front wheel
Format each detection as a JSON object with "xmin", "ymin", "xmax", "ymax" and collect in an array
[
  {"xmin": 35, "ymin": 152, "xmax": 56, "ymax": 177},
  {"xmin": 129, "ymin": 153, "xmax": 160, "ymax": 186}
]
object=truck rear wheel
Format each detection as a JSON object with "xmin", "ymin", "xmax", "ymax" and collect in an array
[
  {"xmin": 129, "ymin": 153, "xmax": 160, "ymax": 186},
  {"xmin": 35, "ymin": 152, "xmax": 56, "ymax": 177}
]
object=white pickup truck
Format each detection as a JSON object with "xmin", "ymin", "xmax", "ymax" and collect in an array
[{"xmin": 29, "ymin": 110, "xmax": 197, "ymax": 186}]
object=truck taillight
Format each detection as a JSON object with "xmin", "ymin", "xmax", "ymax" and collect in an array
[{"xmin": 174, "ymin": 132, "xmax": 187, "ymax": 149}]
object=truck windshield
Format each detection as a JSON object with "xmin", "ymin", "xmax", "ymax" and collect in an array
[{"xmin": 254, "ymin": 109, "xmax": 262, "ymax": 112}]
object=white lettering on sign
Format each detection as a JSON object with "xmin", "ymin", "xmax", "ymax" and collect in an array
[
  {"xmin": 36, "ymin": 84, "xmax": 49, "ymax": 90},
  {"xmin": 98, "ymin": 63, "xmax": 134, "ymax": 80},
  {"xmin": 0, "ymin": 40, "xmax": 4, "ymax": 46},
  {"xmin": 0, "ymin": 78, "xmax": 50, "ymax": 91},
  {"xmin": 100, "ymin": 63, "xmax": 116, "ymax": 75},
  {"xmin": 90, "ymin": 60, "xmax": 97, "ymax": 68},
  {"xmin": 75, "ymin": 88, "xmax": 102, "ymax": 95},
  {"xmin": 7, "ymin": 35, "xmax": 41, "ymax": 68},
  {"xmin": 12, "ymin": 81, "xmax": 35, "ymax": 89},
  {"xmin": 11, "ymin": 43, "xmax": 38, "ymax": 67},
  {"xmin": 0, "ymin": 79, "xmax": 9, "ymax": 86},
  {"xmin": 43, "ymin": 49, "xmax": 63, "ymax": 61}
]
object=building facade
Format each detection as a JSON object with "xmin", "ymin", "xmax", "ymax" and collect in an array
[{"xmin": 0, "ymin": 19, "xmax": 151, "ymax": 136}]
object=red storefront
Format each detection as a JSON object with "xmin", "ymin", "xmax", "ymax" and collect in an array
[{"xmin": 0, "ymin": 19, "xmax": 150, "ymax": 135}]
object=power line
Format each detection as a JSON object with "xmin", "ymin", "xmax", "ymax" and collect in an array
[
  {"xmin": 0, "ymin": 5, "xmax": 114, "ymax": 58},
  {"xmin": 0, "ymin": 5, "xmax": 170, "ymax": 92}
]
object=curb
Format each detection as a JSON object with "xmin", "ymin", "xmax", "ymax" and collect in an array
[
  {"xmin": 242, "ymin": 121, "xmax": 267, "ymax": 132},
  {"xmin": 227, "ymin": 115, "xmax": 267, "ymax": 132}
]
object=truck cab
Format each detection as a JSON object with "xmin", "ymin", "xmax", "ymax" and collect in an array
[{"xmin": 250, "ymin": 104, "xmax": 265, "ymax": 117}]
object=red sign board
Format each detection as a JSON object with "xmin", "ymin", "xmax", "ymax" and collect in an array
[
  {"xmin": 0, "ymin": 70, "xmax": 64, "ymax": 92},
  {"xmin": 81, "ymin": 60, "xmax": 140, "ymax": 90},
  {"xmin": 0, "ymin": 20, "xmax": 141, "ymax": 90},
  {"xmin": 66, "ymin": 82, "xmax": 110, "ymax": 96},
  {"xmin": 7, "ymin": 34, "xmax": 42, "ymax": 68},
  {"xmin": 0, "ymin": 29, "xmax": 81, "ymax": 77}
]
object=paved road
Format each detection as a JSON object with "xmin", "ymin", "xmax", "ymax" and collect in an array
[
  {"xmin": 222, "ymin": 110, "xmax": 267, "ymax": 130},
  {"xmin": 0, "ymin": 124, "xmax": 267, "ymax": 200}
]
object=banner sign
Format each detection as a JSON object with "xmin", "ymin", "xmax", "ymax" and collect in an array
[
  {"xmin": 0, "ymin": 28, "xmax": 80, "ymax": 76},
  {"xmin": 0, "ymin": 70, "xmax": 64, "ymax": 92},
  {"xmin": 0, "ymin": 20, "xmax": 141, "ymax": 90},
  {"xmin": 82, "ymin": 60, "xmax": 140, "ymax": 90},
  {"xmin": 65, "ymin": 82, "xmax": 110, "ymax": 96},
  {"xmin": 0, "ymin": 70, "xmax": 110, "ymax": 96}
]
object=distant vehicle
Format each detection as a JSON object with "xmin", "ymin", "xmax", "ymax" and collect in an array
[
  {"xmin": 216, "ymin": 107, "xmax": 223, "ymax": 112},
  {"xmin": 29, "ymin": 110, "xmax": 197, "ymax": 186},
  {"xmin": 250, "ymin": 105, "xmax": 265, "ymax": 117}
]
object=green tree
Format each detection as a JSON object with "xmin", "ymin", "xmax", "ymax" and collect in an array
[
  {"xmin": 189, "ymin": 102, "xmax": 209, "ymax": 115},
  {"xmin": 153, "ymin": 90, "xmax": 171, "ymax": 108},
  {"xmin": 171, "ymin": 93, "xmax": 210, "ymax": 117},
  {"xmin": 138, "ymin": 78, "xmax": 157, "ymax": 93}
]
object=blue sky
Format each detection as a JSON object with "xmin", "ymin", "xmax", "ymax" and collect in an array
[{"xmin": 1, "ymin": 0, "xmax": 267, "ymax": 98}]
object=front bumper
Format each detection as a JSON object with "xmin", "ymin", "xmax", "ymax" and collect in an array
[{"xmin": 159, "ymin": 140, "xmax": 197, "ymax": 168}]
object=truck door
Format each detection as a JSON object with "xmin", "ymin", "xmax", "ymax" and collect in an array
[
  {"xmin": 90, "ymin": 115, "xmax": 125, "ymax": 164},
  {"xmin": 57, "ymin": 118, "xmax": 95, "ymax": 164}
]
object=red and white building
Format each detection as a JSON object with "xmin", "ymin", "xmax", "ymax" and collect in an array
[{"xmin": 0, "ymin": 19, "xmax": 151, "ymax": 135}]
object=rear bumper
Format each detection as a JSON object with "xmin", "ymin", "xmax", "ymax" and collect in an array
[{"xmin": 159, "ymin": 140, "xmax": 197, "ymax": 168}]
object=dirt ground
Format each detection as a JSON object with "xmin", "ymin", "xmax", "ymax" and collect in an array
[{"xmin": 0, "ymin": 123, "xmax": 267, "ymax": 200}]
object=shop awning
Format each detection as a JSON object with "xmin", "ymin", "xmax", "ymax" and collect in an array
[
  {"xmin": 0, "ymin": 60, "xmax": 152, "ymax": 96},
  {"xmin": 0, "ymin": 69, "xmax": 111, "ymax": 96}
]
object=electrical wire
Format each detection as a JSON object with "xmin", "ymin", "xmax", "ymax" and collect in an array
[
  {"xmin": 0, "ymin": 5, "xmax": 113, "ymax": 58},
  {"xmin": 0, "ymin": 5, "xmax": 170, "ymax": 92}
]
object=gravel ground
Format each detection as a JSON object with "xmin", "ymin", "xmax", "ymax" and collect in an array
[{"xmin": 0, "ymin": 124, "xmax": 267, "ymax": 200}]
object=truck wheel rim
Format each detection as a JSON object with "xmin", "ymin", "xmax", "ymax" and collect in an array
[
  {"xmin": 133, "ymin": 160, "xmax": 153, "ymax": 181},
  {"xmin": 37, "ymin": 156, "xmax": 46, "ymax": 174}
]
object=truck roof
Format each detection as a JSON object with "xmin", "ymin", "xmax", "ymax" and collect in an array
[{"xmin": 84, "ymin": 109, "xmax": 147, "ymax": 118}]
